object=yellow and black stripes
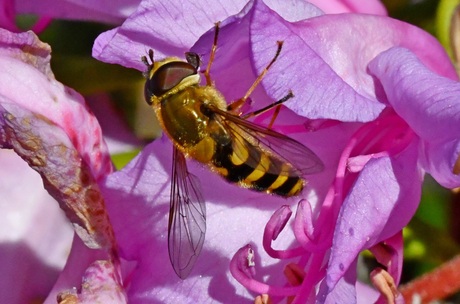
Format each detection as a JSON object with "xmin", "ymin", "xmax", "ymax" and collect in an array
[{"xmin": 211, "ymin": 135, "xmax": 304, "ymax": 197}]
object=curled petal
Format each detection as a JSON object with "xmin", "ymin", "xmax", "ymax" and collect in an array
[
  {"xmin": 368, "ymin": 47, "xmax": 459, "ymax": 143},
  {"xmin": 0, "ymin": 29, "xmax": 114, "ymax": 249},
  {"xmin": 368, "ymin": 47, "xmax": 460, "ymax": 187}
]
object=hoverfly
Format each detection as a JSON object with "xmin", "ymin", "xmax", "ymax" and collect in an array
[{"xmin": 142, "ymin": 22, "xmax": 324, "ymax": 279}]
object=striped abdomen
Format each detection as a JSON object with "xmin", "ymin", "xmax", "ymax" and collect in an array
[{"xmin": 212, "ymin": 136, "xmax": 304, "ymax": 197}]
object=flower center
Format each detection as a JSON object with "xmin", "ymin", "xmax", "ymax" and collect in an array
[{"xmin": 230, "ymin": 110, "xmax": 417, "ymax": 301}]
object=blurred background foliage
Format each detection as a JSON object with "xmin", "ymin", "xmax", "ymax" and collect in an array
[{"xmin": 17, "ymin": 0, "xmax": 460, "ymax": 301}]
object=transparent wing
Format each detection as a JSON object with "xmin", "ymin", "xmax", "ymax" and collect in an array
[
  {"xmin": 168, "ymin": 146, "xmax": 206, "ymax": 279},
  {"xmin": 208, "ymin": 105, "xmax": 324, "ymax": 176}
]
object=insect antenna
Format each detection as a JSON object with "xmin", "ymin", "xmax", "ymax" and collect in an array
[{"xmin": 141, "ymin": 49, "xmax": 155, "ymax": 78}]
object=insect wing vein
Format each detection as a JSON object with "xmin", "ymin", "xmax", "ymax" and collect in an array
[
  {"xmin": 208, "ymin": 105, "xmax": 324, "ymax": 176},
  {"xmin": 169, "ymin": 147, "xmax": 206, "ymax": 279}
]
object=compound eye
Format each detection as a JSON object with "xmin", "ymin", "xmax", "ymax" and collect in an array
[{"xmin": 144, "ymin": 61, "xmax": 197, "ymax": 102}]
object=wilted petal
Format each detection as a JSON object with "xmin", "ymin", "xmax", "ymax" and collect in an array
[
  {"xmin": 56, "ymin": 260, "xmax": 127, "ymax": 304},
  {"xmin": 0, "ymin": 29, "xmax": 114, "ymax": 249}
]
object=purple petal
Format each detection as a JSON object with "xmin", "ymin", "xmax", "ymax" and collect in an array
[
  {"xmin": 368, "ymin": 47, "xmax": 460, "ymax": 187},
  {"xmin": 249, "ymin": 2, "xmax": 455, "ymax": 121},
  {"xmin": 264, "ymin": 0, "xmax": 324, "ymax": 21},
  {"xmin": 93, "ymin": 0, "xmax": 246, "ymax": 70},
  {"xmin": 369, "ymin": 47, "xmax": 460, "ymax": 142},
  {"xmin": 0, "ymin": 1, "xmax": 17, "ymax": 31},
  {"xmin": 356, "ymin": 281, "xmax": 379, "ymax": 303},
  {"xmin": 421, "ymin": 139, "xmax": 460, "ymax": 188},
  {"xmin": 318, "ymin": 259, "xmax": 357, "ymax": 304},
  {"xmin": 327, "ymin": 140, "xmax": 422, "ymax": 288},
  {"xmin": 102, "ymin": 139, "xmax": 299, "ymax": 302},
  {"xmin": 308, "ymin": 0, "xmax": 387, "ymax": 15},
  {"xmin": 16, "ymin": 0, "xmax": 138, "ymax": 24}
]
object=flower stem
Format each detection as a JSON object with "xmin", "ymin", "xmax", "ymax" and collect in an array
[{"xmin": 399, "ymin": 254, "xmax": 460, "ymax": 302}]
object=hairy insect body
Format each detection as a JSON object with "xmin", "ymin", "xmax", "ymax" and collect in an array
[
  {"xmin": 154, "ymin": 83, "xmax": 303, "ymax": 196},
  {"xmin": 142, "ymin": 24, "xmax": 323, "ymax": 278},
  {"xmin": 157, "ymin": 86, "xmax": 226, "ymax": 162}
]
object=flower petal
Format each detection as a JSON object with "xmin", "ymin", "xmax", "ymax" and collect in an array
[
  {"xmin": 16, "ymin": 0, "xmax": 137, "ymax": 24},
  {"xmin": 0, "ymin": 150, "xmax": 73, "ymax": 304},
  {"xmin": 56, "ymin": 260, "xmax": 127, "ymax": 304},
  {"xmin": 327, "ymin": 140, "xmax": 422, "ymax": 288},
  {"xmin": 368, "ymin": 47, "xmax": 460, "ymax": 187},
  {"xmin": 0, "ymin": 29, "xmax": 114, "ymax": 249},
  {"xmin": 102, "ymin": 139, "xmax": 298, "ymax": 302},
  {"xmin": 250, "ymin": 2, "xmax": 455, "ymax": 121},
  {"xmin": 421, "ymin": 139, "xmax": 460, "ymax": 188},
  {"xmin": 309, "ymin": 0, "xmax": 387, "ymax": 15},
  {"xmin": 92, "ymin": 0, "xmax": 247, "ymax": 70},
  {"xmin": 45, "ymin": 236, "xmax": 115, "ymax": 304},
  {"xmin": 318, "ymin": 259, "xmax": 357, "ymax": 304},
  {"xmin": 368, "ymin": 47, "xmax": 459, "ymax": 142}
]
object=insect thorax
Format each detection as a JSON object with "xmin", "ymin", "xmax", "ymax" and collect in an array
[{"xmin": 158, "ymin": 85, "xmax": 228, "ymax": 163}]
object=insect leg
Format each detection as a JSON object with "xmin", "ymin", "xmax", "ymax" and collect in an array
[
  {"xmin": 241, "ymin": 91, "xmax": 294, "ymax": 129},
  {"xmin": 227, "ymin": 41, "xmax": 284, "ymax": 114},
  {"xmin": 204, "ymin": 22, "xmax": 221, "ymax": 86},
  {"xmin": 267, "ymin": 104, "xmax": 282, "ymax": 129}
]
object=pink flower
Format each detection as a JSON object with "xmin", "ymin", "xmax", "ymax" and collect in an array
[
  {"xmin": 92, "ymin": 0, "xmax": 460, "ymax": 302},
  {"xmin": 0, "ymin": 28, "xmax": 123, "ymax": 303},
  {"xmin": 2, "ymin": 0, "xmax": 459, "ymax": 303},
  {"xmin": 219, "ymin": 1, "xmax": 459, "ymax": 303}
]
